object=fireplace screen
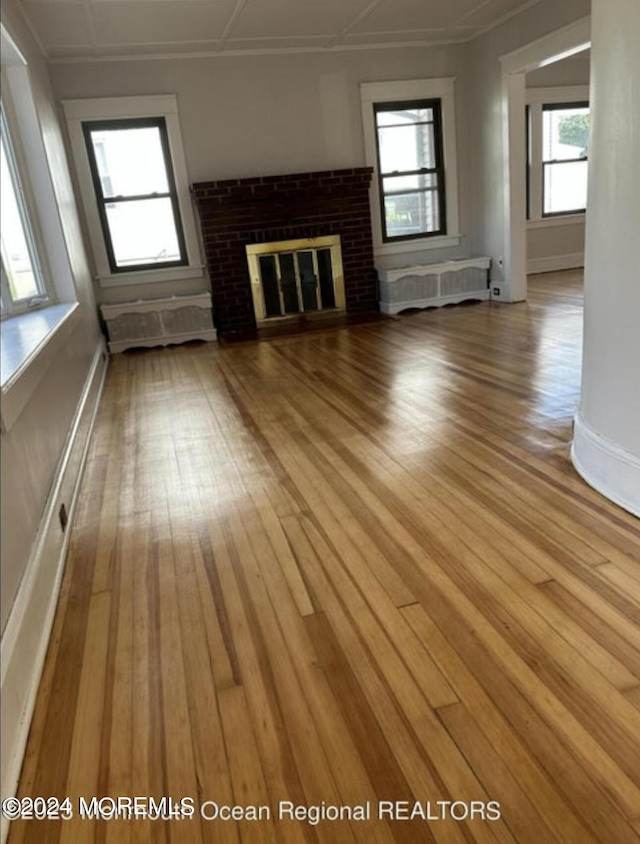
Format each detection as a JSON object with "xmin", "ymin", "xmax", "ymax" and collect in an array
[{"xmin": 246, "ymin": 236, "xmax": 345, "ymax": 322}]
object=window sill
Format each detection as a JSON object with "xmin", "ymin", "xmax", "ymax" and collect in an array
[
  {"xmin": 1, "ymin": 303, "xmax": 80, "ymax": 433},
  {"xmin": 374, "ymin": 233, "xmax": 463, "ymax": 257},
  {"xmin": 527, "ymin": 214, "xmax": 585, "ymax": 229},
  {"xmin": 97, "ymin": 264, "xmax": 205, "ymax": 288}
]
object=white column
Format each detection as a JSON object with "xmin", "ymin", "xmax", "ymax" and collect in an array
[{"xmin": 571, "ymin": 0, "xmax": 640, "ymax": 516}]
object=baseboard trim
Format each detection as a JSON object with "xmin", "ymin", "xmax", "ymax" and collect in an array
[
  {"xmin": 527, "ymin": 253, "xmax": 584, "ymax": 274},
  {"xmin": 0, "ymin": 340, "xmax": 108, "ymax": 841},
  {"xmin": 571, "ymin": 411, "xmax": 640, "ymax": 518}
]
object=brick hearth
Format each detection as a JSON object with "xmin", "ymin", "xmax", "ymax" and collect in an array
[{"xmin": 192, "ymin": 168, "xmax": 377, "ymax": 336}]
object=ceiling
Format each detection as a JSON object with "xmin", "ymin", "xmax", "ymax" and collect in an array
[{"xmin": 16, "ymin": 0, "xmax": 544, "ymax": 62}]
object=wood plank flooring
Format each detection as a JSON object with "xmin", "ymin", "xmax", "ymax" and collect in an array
[{"xmin": 9, "ymin": 270, "xmax": 640, "ymax": 843}]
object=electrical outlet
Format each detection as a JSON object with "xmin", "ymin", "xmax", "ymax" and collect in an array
[{"xmin": 493, "ymin": 287, "xmax": 501, "ymax": 296}]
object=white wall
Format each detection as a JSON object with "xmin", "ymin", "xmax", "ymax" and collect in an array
[
  {"xmin": 50, "ymin": 45, "xmax": 475, "ymax": 298},
  {"xmin": 46, "ymin": 2, "xmax": 594, "ymax": 302},
  {"xmin": 466, "ymin": 0, "xmax": 591, "ymax": 290},
  {"xmin": 1, "ymin": 1, "xmax": 103, "ymax": 632},
  {"xmin": 1, "ymin": 1, "xmax": 107, "ymax": 812},
  {"xmin": 526, "ymin": 50, "xmax": 590, "ymax": 87},
  {"xmin": 527, "ymin": 222, "xmax": 585, "ymax": 272},
  {"xmin": 51, "ymin": 47, "xmax": 465, "ymax": 181}
]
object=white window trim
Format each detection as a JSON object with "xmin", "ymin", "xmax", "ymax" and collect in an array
[
  {"xmin": 1, "ymin": 22, "xmax": 84, "ymax": 429},
  {"xmin": 1, "ymin": 115, "xmax": 47, "ymax": 315},
  {"xmin": 526, "ymin": 85, "xmax": 589, "ymax": 224},
  {"xmin": 62, "ymin": 95, "xmax": 203, "ymax": 288},
  {"xmin": 1, "ymin": 73, "xmax": 51, "ymax": 317},
  {"xmin": 360, "ymin": 77, "xmax": 461, "ymax": 257}
]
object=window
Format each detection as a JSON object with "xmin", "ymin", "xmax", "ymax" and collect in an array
[
  {"xmin": 1, "ymin": 107, "xmax": 48, "ymax": 314},
  {"xmin": 361, "ymin": 78, "xmax": 460, "ymax": 257},
  {"xmin": 526, "ymin": 86, "xmax": 589, "ymax": 222},
  {"xmin": 63, "ymin": 96, "xmax": 203, "ymax": 288},
  {"xmin": 374, "ymin": 99, "xmax": 446, "ymax": 242},
  {"xmin": 83, "ymin": 117, "xmax": 187, "ymax": 273},
  {"xmin": 541, "ymin": 103, "xmax": 589, "ymax": 216}
]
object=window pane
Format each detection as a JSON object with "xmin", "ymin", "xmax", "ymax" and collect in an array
[
  {"xmin": 87, "ymin": 125, "xmax": 170, "ymax": 198},
  {"xmin": 544, "ymin": 160, "xmax": 589, "ymax": 214},
  {"xmin": 378, "ymin": 122, "xmax": 437, "ymax": 173},
  {"xmin": 0, "ymin": 129, "xmax": 41, "ymax": 301},
  {"xmin": 374, "ymin": 97, "xmax": 447, "ymax": 242},
  {"xmin": 104, "ymin": 198, "xmax": 182, "ymax": 267},
  {"xmin": 543, "ymin": 107, "xmax": 590, "ymax": 161},
  {"xmin": 383, "ymin": 191, "xmax": 440, "ymax": 238},
  {"xmin": 376, "ymin": 106, "xmax": 434, "ymax": 126}
]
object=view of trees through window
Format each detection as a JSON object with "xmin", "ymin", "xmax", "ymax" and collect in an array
[{"xmin": 558, "ymin": 112, "xmax": 589, "ymax": 150}]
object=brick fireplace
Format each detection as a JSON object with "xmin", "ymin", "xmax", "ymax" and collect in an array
[{"xmin": 192, "ymin": 168, "xmax": 378, "ymax": 337}]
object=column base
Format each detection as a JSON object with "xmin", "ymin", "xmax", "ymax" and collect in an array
[{"xmin": 571, "ymin": 411, "xmax": 640, "ymax": 518}]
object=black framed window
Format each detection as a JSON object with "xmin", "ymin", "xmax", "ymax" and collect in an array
[
  {"xmin": 82, "ymin": 117, "xmax": 187, "ymax": 273},
  {"xmin": 542, "ymin": 102, "xmax": 589, "ymax": 216},
  {"xmin": 374, "ymin": 99, "xmax": 446, "ymax": 242}
]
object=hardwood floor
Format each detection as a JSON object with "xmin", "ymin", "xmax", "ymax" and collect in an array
[{"xmin": 9, "ymin": 270, "xmax": 640, "ymax": 843}]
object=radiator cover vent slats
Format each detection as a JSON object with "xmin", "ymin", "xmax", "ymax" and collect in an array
[
  {"xmin": 101, "ymin": 293, "xmax": 217, "ymax": 353},
  {"xmin": 377, "ymin": 257, "xmax": 490, "ymax": 315}
]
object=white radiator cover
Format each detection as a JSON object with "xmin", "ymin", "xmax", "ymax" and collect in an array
[
  {"xmin": 101, "ymin": 292, "xmax": 216, "ymax": 353},
  {"xmin": 377, "ymin": 257, "xmax": 491, "ymax": 315}
]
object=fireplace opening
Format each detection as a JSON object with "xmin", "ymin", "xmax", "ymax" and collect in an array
[{"xmin": 246, "ymin": 236, "xmax": 345, "ymax": 323}]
